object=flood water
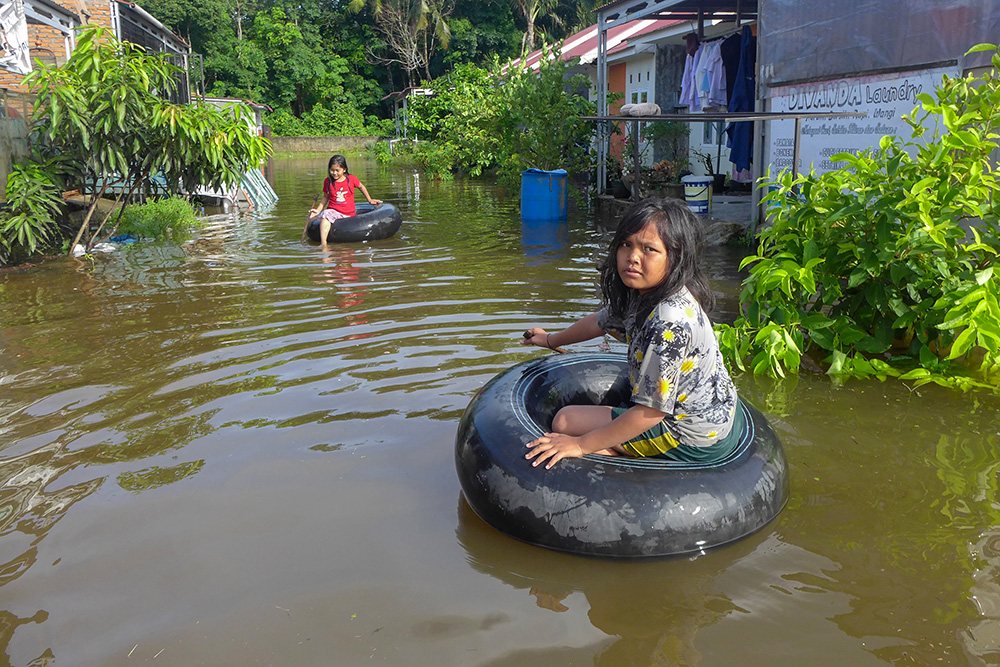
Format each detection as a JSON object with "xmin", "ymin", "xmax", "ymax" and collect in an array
[{"xmin": 2, "ymin": 155, "xmax": 1000, "ymax": 666}]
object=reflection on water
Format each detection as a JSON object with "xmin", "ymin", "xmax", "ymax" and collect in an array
[
  {"xmin": 520, "ymin": 219, "xmax": 569, "ymax": 266},
  {"xmin": 456, "ymin": 496, "xmax": 747, "ymax": 666},
  {"xmin": 1, "ymin": 156, "xmax": 1000, "ymax": 665}
]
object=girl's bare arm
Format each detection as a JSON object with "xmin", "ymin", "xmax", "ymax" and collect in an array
[
  {"xmin": 357, "ymin": 182, "xmax": 381, "ymax": 206},
  {"xmin": 521, "ymin": 312, "xmax": 604, "ymax": 350}
]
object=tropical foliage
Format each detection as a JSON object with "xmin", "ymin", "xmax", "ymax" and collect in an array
[
  {"xmin": 6, "ymin": 25, "xmax": 270, "ymax": 257},
  {"xmin": 715, "ymin": 43, "xmax": 1000, "ymax": 392},
  {"xmin": 404, "ymin": 49, "xmax": 595, "ymax": 183},
  {"xmin": 0, "ymin": 162, "xmax": 64, "ymax": 263},
  {"xmin": 139, "ymin": 0, "xmax": 588, "ymax": 135},
  {"xmin": 265, "ymin": 103, "xmax": 394, "ymax": 138}
]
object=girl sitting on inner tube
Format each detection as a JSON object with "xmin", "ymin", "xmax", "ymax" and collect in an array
[
  {"xmin": 521, "ymin": 197, "xmax": 741, "ymax": 469},
  {"xmin": 302, "ymin": 154, "xmax": 382, "ymax": 248}
]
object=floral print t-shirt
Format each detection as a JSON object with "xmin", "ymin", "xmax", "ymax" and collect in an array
[{"xmin": 597, "ymin": 286, "xmax": 737, "ymax": 448}]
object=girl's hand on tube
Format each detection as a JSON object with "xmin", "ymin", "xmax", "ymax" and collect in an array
[
  {"xmin": 521, "ymin": 328, "xmax": 548, "ymax": 348},
  {"xmin": 525, "ymin": 433, "xmax": 585, "ymax": 469}
]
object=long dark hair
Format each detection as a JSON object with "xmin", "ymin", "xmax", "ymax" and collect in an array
[
  {"xmin": 328, "ymin": 154, "xmax": 349, "ymax": 175},
  {"xmin": 600, "ymin": 197, "xmax": 714, "ymax": 324}
]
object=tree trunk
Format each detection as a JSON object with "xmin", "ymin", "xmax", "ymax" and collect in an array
[
  {"xmin": 235, "ymin": 0, "xmax": 244, "ymax": 41},
  {"xmin": 67, "ymin": 179, "xmax": 111, "ymax": 255},
  {"xmin": 87, "ymin": 182, "xmax": 133, "ymax": 251},
  {"xmin": 423, "ymin": 30, "xmax": 432, "ymax": 81},
  {"xmin": 97, "ymin": 169, "xmax": 151, "ymax": 245}
]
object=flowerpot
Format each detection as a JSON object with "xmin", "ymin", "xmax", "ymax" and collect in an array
[
  {"xmin": 660, "ymin": 183, "xmax": 684, "ymax": 200},
  {"xmin": 608, "ymin": 180, "xmax": 630, "ymax": 199},
  {"xmin": 712, "ymin": 174, "xmax": 726, "ymax": 194}
]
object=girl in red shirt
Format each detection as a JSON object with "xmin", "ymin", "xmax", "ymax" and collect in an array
[{"xmin": 303, "ymin": 155, "xmax": 381, "ymax": 247}]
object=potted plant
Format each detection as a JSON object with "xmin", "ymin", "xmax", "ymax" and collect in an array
[
  {"xmin": 643, "ymin": 158, "xmax": 688, "ymax": 199},
  {"xmin": 692, "ymin": 148, "xmax": 728, "ymax": 194},
  {"xmin": 604, "ymin": 155, "xmax": 630, "ymax": 198}
]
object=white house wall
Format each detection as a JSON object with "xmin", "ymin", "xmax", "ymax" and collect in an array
[{"xmin": 624, "ymin": 53, "xmax": 656, "ymax": 166}]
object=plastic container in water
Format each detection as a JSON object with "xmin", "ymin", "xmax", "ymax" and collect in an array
[
  {"xmin": 521, "ymin": 169, "xmax": 568, "ymax": 220},
  {"xmin": 681, "ymin": 174, "xmax": 713, "ymax": 213}
]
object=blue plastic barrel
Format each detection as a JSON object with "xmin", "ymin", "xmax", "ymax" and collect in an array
[{"xmin": 520, "ymin": 168, "xmax": 568, "ymax": 220}]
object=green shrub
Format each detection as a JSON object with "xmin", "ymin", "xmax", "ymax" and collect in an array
[
  {"xmin": 23, "ymin": 25, "xmax": 269, "ymax": 255},
  {"xmin": 407, "ymin": 63, "xmax": 503, "ymax": 177},
  {"xmin": 492, "ymin": 46, "xmax": 596, "ymax": 186},
  {"xmin": 365, "ymin": 115, "xmax": 396, "ymax": 137},
  {"xmin": 368, "ymin": 140, "xmax": 392, "ymax": 164},
  {"xmin": 405, "ymin": 50, "xmax": 596, "ymax": 183},
  {"xmin": 265, "ymin": 104, "xmax": 394, "ymax": 137},
  {"xmin": 117, "ymin": 196, "xmax": 199, "ymax": 240},
  {"xmin": 410, "ymin": 141, "xmax": 456, "ymax": 180},
  {"xmin": 716, "ymin": 43, "xmax": 1000, "ymax": 392},
  {"xmin": 0, "ymin": 162, "xmax": 65, "ymax": 263}
]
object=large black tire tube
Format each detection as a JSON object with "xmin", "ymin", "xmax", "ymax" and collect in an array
[
  {"xmin": 455, "ymin": 352, "xmax": 789, "ymax": 558},
  {"xmin": 305, "ymin": 203, "xmax": 402, "ymax": 243}
]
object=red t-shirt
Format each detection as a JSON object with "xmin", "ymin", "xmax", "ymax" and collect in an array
[{"xmin": 323, "ymin": 174, "xmax": 361, "ymax": 215}]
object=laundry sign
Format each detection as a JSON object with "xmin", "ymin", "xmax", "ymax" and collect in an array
[
  {"xmin": 0, "ymin": 0, "xmax": 30, "ymax": 76},
  {"xmin": 766, "ymin": 66, "xmax": 956, "ymax": 176}
]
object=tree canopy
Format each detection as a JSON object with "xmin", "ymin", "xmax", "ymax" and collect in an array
[{"xmin": 137, "ymin": 0, "xmax": 597, "ymax": 131}]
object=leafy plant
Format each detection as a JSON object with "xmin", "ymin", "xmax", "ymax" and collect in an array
[
  {"xmin": 410, "ymin": 141, "xmax": 456, "ymax": 180},
  {"xmin": 117, "ymin": 197, "xmax": 199, "ymax": 241},
  {"xmin": 407, "ymin": 62, "xmax": 506, "ymax": 177},
  {"xmin": 641, "ymin": 120, "xmax": 687, "ymax": 163},
  {"xmin": 645, "ymin": 158, "xmax": 687, "ymax": 186},
  {"xmin": 716, "ymin": 43, "xmax": 1000, "ymax": 392},
  {"xmin": 492, "ymin": 46, "xmax": 595, "ymax": 185},
  {"xmin": 0, "ymin": 162, "xmax": 64, "ymax": 262},
  {"xmin": 22, "ymin": 24, "xmax": 270, "ymax": 256},
  {"xmin": 265, "ymin": 103, "xmax": 393, "ymax": 137},
  {"xmin": 368, "ymin": 140, "xmax": 392, "ymax": 164},
  {"xmin": 403, "ymin": 50, "xmax": 594, "ymax": 185}
]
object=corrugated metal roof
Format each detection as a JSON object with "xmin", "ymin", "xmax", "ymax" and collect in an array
[{"xmin": 506, "ymin": 18, "xmax": 683, "ymax": 72}]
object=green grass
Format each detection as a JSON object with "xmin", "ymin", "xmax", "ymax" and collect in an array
[{"xmin": 117, "ymin": 197, "xmax": 199, "ymax": 240}]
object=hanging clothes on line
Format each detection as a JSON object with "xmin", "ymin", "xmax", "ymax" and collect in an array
[
  {"xmin": 719, "ymin": 32, "xmax": 742, "ymax": 107},
  {"xmin": 679, "ymin": 44, "xmax": 702, "ymax": 110},
  {"xmin": 696, "ymin": 41, "xmax": 727, "ymax": 108},
  {"xmin": 725, "ymin": 25, "xmax": 756, "ymax": 174},
  {"xmin": 679, "ymin": 32, "xmax": 737, "ymax": 111}
]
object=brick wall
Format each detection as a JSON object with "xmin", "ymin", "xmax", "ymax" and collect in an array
[{"xmin": 0, "ymin": 1, "xmax": 113, "ymax": 93}]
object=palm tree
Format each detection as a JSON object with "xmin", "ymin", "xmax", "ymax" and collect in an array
[
  {"xmin": 347, "ymin": 0, "xmax": 453, "ymax": 85},
  {"xmin": 569, "ymin": 0, "xmax": 602, "ymax": 33},
  {"xmin": 509, "ymin": 0, "xmax": 559, "ymax": 55}
]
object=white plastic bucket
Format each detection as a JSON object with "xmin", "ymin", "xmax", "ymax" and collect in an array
[{"xmin": 681, "ymin": 175, "xmax": 713, "ymax": 213}]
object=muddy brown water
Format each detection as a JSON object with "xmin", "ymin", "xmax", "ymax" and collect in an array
[{"xmin": 2, "ymin": 156, "xmax": 1000, "ymax": 666}]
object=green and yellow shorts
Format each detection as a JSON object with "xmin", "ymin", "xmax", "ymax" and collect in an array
[{"xmin": 610, "ymin": 403, "xmax": 744, "ymax": 463}]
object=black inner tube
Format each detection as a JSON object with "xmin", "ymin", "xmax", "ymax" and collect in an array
[
  {"xmin": 306, "ymin": 202, "xmax": 402, "ymax": 243},
  {"xmin": 455, "ymin": 353, "xmax": 789, "ymax": 557}
]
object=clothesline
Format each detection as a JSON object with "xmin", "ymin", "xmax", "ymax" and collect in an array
[{"xmin": 688, "ymin": 29, "xmax": 741, "ymax": 45}]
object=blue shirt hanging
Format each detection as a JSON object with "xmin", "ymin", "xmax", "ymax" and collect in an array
[{"xmin": 725, "ymin": 26, "xmax": 756, "ymax": 173}]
